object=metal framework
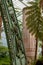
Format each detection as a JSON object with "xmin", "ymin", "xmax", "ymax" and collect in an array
[{"xmin": 0, "ymin": 0, "xmax": 27, "ymax": 65}]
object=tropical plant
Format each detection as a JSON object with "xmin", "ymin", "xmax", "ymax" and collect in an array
[
  {"xmin": 25, "ymin": 0, "xmax": 43, "ymax": 60},
  {"xmin": 0, "ymin": 45, "xmax": 10, "ymax": 65}
]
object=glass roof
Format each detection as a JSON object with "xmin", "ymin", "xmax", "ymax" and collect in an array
[
  {"xmin": 1, "ymin": 0, "xmax": 33, "ymax": 46},
  {"xmin": 12, "ymin": 0, "xmax": 33, "ymax": 9}
]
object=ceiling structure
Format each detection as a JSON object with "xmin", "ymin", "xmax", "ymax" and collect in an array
[
  {"xmin": 12, "ymin": 0, "xmax": 33, "ymax": 9},
  {"xmin": 1, "ymin": 0, "xmax": 33, "ymax": 46}
]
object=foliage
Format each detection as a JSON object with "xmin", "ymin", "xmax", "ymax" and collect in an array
[
  {"xmin": 0, "ymin": 46, "xmax": 8, "ymax": 52},
  {"xmin": 25, "ymin": 0, "xmax": 43, "ymax": 40},
  {"xmin": 0, "ymin": 56, "xmax": 10, "ymax": 65},
  {"xmin": 38, "ymin": 55, "xmax": 43, "ymax": 61},
  {"xmin": 31, "ymin": 60, "xmax": 36, "ymax": 65},
  {"xmin": 0, "ymin": 45, "xmax": 10, "ymax": 65},
  {"xmin": 31, "ymin": 56, "xmax": 43, "ymax": 65}
]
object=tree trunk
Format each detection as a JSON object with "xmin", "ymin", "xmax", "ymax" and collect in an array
[{"xmin": 34, "ymin": 37, "xmax": 38, "ymax": 60}]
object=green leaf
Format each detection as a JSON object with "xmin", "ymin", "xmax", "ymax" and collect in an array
[
  {"xmin": 24, "ymin": 5, "xmax": 36, "ymax": 10},
  {"xmin": 25, "ymin": 8, "xmax": 36, "ymax": 15},
  {"xmin": 25, "ymin": 0, "xmax": 43, "ymax": 40},
  {"xmin": 25, "ymin": 11, "xmax": 37, "ymax": 21},
  {"xmin": 27, "ymin": 1, "xmax": 38, "ymax": 5}
]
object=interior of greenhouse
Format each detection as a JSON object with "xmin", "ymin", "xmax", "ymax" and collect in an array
[{"xmin": 0, "ymin": 0, "xmax": 43, "ymax": 65}]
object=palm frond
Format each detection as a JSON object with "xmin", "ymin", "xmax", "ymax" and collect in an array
[
  {"xmin": 27, "ymin": 1, "xmax": 38, "ymax": 5},
  {"xmin": 25, "ymin": 0, "xmax": 43, "ymax": 40},
  {"xmin": 25, "ymin": 11, "xmax": 37, "ymax": 22},
  {"xmin": 24, "ymin": 5, "xmax": 36, "ymax": 10},
  {"xmin": 25, "ymin": 8, "xmax": 36, "ymax": 15}
]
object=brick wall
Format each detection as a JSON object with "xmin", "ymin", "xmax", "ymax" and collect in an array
[
  {"xmin": 22, "ymin": 8, "xmax": 36, "ymax": 60},
  {"xmin": 40, "ymin": 0, "xmax": 43, "ymax": 9}
]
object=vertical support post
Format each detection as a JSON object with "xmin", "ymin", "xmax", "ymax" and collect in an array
[{"xmin": 0, "ymin": 15, "xmax": 2, "ymax": 39}]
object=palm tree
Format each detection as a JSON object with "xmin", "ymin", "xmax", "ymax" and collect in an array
[{"xmin": 25, "ymin": 0, "xmax": 43, "ymax": 60}]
